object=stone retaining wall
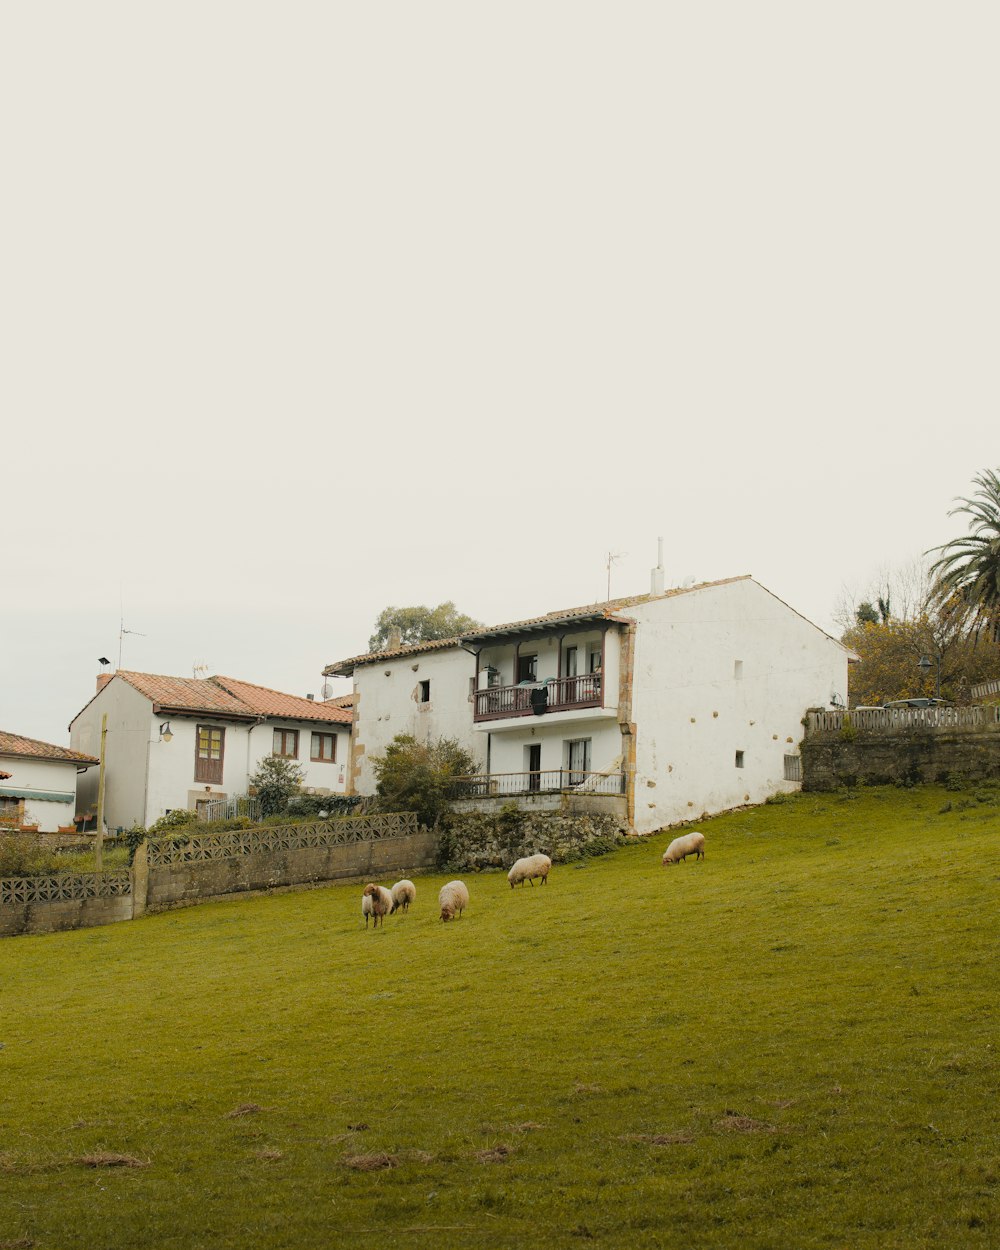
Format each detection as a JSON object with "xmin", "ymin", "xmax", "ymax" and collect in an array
[
  {"xmin": 441, "ymin": 808, "xmax": 627, "ymax": 873},
  {"xmin": 138, "ymin": 829, "xmax": 439, "ymax": 911},
  {"xmin": 801, "ymin": 730, "xmax": 1000, "ymax": 790}
]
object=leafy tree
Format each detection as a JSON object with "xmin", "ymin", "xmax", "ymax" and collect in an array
[
  {"xmin": 250, "ymin": 756, "xmax": 305, "ymax": 817},
  {"xmin": 927, "ymin": 469, "xmax": 1000, "ymax": 641},
  {"xmin": 856, "ymin": 602, "xmax": 880, "ymax": 626},
  {"xmin": 369, "ymin": 734, "xmax": 481, "ymax": 828},
  {"xmin": 842, "ymin": 611, "xmax": 1000, "ymax": 706},
  {"xmin": 368, "ymin": 602, "xmax": 484, "ymax": 652}
]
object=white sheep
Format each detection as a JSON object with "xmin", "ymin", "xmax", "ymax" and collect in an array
[
  {"xmin": 439, "ymin": 880, "xmax": 469, "ymax": 922},
  {"xmin": 362, "ymin": 883, "xmax": 393, "ymax": 927},
  {"xmin": 390, "ymin": 879, "xmax": 416, "ymax": 914},
  {"xmin": 507, "ymin": 853, "xmax": 552, "ymax": 889},
  {"xmin": 662, "ymin": 831, "xmax": 705, "ymax": 865}
]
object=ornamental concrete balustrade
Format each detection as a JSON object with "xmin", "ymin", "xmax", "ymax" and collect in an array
[{"xmin": 804, "ymin": 706, "xmax": 1000, "ymax": 736}]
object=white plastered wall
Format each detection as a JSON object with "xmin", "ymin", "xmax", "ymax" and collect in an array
[
  {"xmin": 626, "ymin": 579, "xmax": 850, "ymax": 834},
  {"xmin": 1, "ymin": 756, "xmax": 84, "ymax": 831},
  {"xmin": 350, "ymin": 646, "xmax": 480, "ymax": 795}
]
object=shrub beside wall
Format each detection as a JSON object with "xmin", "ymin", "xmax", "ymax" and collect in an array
[{"xmin": 440, "ymin": 806, "xmax": 627, "ymax": 872}]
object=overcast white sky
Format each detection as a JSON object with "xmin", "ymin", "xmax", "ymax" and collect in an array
[{"xmin": 4, "ymin": 2, "xmax": 997, "ymax": 745}]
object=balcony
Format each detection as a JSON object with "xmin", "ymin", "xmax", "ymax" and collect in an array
[
  {"xmin": 473, "ymin": 673, "xmax": 602, "ymax": 722},
  {"xmin": 454, "ymin": 769, "xmax": 625, "ymax": 798}
]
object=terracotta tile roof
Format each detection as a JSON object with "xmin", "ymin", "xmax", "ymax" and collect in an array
[
  {"xmin": 96, "ymin": 672, "xmax": 353, "ymax": 725},
  {"xmin": 0, "ymin": 730, "xmax": 99, "ymax": 766},
  {"xmin": 324, "ymin": 577, "xmax": 754, "ymax": 675},
  {"xmin": 212, "ymin": 677, "xmax": 352, "ymax": 724}
]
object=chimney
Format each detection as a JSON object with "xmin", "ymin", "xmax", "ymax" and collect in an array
[
  {"xmin": 306, "ymin": 693, "xmax": 315, "ymax": 701},
  {"xmin": 387, "ymin": 626, "xmax": 403, "ymax": 650},
  {"xmin": 96, "ymin": 673, "xmax": 113, "ymax": 694},
  {"xmin": 650, "ymin": 536, "xmax": 665, "ymax": 595}
]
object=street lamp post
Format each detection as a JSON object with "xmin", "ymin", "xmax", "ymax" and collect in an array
[{"xmin": 918, "ymin": 655, "xmax": 941, "ymax": 699}]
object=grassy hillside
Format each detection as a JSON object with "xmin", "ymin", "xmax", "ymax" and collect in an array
[{"xmin": 1, "ymin": 785, "xmax": 996, "ymax": 1249}]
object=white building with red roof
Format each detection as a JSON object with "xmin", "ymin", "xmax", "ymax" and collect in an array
[
  {"xmin": 324, "ymin": 573, "xmax": 855, "ymax": 835},
  {"xmin": 0, "ymin": 731, "xmax": 99, "ymax": 832},
  {"xmin": 69, "ymin": 671, "xmax": 352, "ymax": 831}
]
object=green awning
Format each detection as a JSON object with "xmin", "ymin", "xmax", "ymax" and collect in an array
[{"xmin": 0, "ymin": 786, "xmax": 75, "ymax": 804}]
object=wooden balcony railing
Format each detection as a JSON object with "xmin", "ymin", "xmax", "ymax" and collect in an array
[
  {"xmin": 453, "ymin": 770, "xmax": 626, "ymax": 798},
  {"xmin": 473, "ymin": 673, "xmax": 603, "ymax": 722}
]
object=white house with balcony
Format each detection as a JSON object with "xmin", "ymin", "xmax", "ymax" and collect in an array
[
  {"xmin": 69, "ymin": 671, "xmax": 352, "ymax": 831},
  {"xmin": 324, "ymin": 573, "xmax": 854, "ymax": 835}
]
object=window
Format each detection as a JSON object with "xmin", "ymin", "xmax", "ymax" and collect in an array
[
  {"xmin": 564, "ymin": 647, "xmax": 578, "ymax": 678},
  {"xmin": 566, "ymin": 738, "xmax": 592, "ymax": 785},
  {"xmin": 735, "ymin": 750, "xmax": 745, "ymax": 769},
  {"xmin": 311, "ymin": 732, "xmax": 337, "ymax": 763},
  {"xmin": 195, "ymin": 725, "xmax": 225, "ymax": 784},
  {"xmin": 517, "ymin": 654, "xmax": 537, "ymax": 682},
  {"xmin": 588, "ymin": 645, "xmax": 602, "ymax": 674},
  {"xmin": 273, "ymin": 728, "xmax": 299, "ymax": 758},
  {"xmin": 783, "ymin": 754, "xmax": 801, "ymax": 782},
  {"xmin": 0, "ymin": 796, "xmax": 23, "ymax": 825},
  {"xmin": 418, "ymin": 680, "xmax": 431, "ymax": 703}
]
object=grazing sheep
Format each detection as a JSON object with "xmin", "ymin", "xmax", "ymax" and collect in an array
[
  {"xmin": 439, "ymin": 880, "xmax": 469, "ymax": 922},
  {"xmin": 507, "ymin": 853, "xmax": 552, "ymax": 889},
  {"xmin": 662, "ymin": 831, "xmax": 705, "ymax": 865},
  {"xmin": 390, "ymin": 879, "xmax": 416, "ymax": 914},
  {"xmin": 362, "ymin": 883, "xmax": 393, "ymax": 928}
]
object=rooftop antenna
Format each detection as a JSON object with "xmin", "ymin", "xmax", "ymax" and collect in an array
[
  {"xmin": 118, "ymin": 606, "xmax": 147, "ymax": 669},
  {"xmin": 605, "ymin": 549, "xmax": 626, "ymax": 601},
  {"xmin": 192, "ymin": 662, "xmax": 209, "ymax": 679}
]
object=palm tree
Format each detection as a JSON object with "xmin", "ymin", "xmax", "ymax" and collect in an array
[{"xmin": 927, "ymin": 469, "xmax": 1000, "ymax": 641}]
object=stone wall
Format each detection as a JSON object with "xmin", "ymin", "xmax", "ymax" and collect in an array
[
  {"xmin": 1, "ymin": 814, "xmax": 439, "ymax": 935},
  {"xmin": 440, "ymin": 808, "xmax": 627, "ymax": 873},
  {"xmin": 139, "ymin": 829, "xmax": 439, "ymax": 911},
  {"xmin": 801, "ymin": 729, "xmax": 1000, "ymax": 791},
  {"xmin": 0, "ymin": 873, "xmax": 133, "ymax": 938}
]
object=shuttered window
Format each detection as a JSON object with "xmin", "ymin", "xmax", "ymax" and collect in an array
[{"xmin": 195, "ymin": 725, "xmax": 225, "ymax": 784}]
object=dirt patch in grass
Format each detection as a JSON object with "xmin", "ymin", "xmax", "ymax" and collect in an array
[
  {"xmin": 715, "ymin": 1113, "xmax": 778, "ymax": 1135},
  {"xmin": 347, "ymin": 1122, "xmax": 369, "ymax": 1132},
  {"xmin": 475, "ymin": 1143, "xmax": 514, "ymax": 1163},
  {"xmin": 0, "ymin": 1238, "xmax": 35, "ymax": 1249},
  {"xmin": 342, "ymin": 1152, "xmax": 398, "ymax": 1171},
  {"xmin": 572, "ymin": 1081, "xmax": 603, "ymax": 1096},
  {"xmin": 622, "ymin": 1131, "xmax": 695, "ymax": 1146},
  {"xmin": 75, "ymin": 1153, "xmax": 150, "ymax": 1169},
  {"xmin": 225, "ymin": 1103, "xmax": 264, "ymax": 1118},
  {"xmin": 254, "ymin": 1149, "xmax": 284, "ymax": 1162}
]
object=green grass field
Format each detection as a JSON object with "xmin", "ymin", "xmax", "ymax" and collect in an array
[{"xmin": 1, "ymin": 786, "xmax": 997, "ymax": 1249}]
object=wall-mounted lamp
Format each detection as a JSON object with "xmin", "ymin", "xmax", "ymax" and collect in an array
[{"xmin": 159, "ymin": 722, "xmax": 174, "ymax": 743}]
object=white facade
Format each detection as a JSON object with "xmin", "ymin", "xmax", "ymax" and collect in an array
[
  {"xmin": 350, "ymin": 646, "xmax": 482, "ymax": 796},
  {"xmin": 331, "ymin": 577, "xmax": 853, "ymax": 835},
  {"xmin": 626, "ymin": 579, "xmax": 848, "ymax": 832},
  {"xmin": 70, "ymin": 676, "xmax": 351, "ymax": 831},
  {"xmin": 0, "ymin": 752, "xmax": 95, "ymax": 832}
]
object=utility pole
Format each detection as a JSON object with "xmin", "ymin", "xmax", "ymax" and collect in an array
[{"xmin": 95, "ymin": 713, "xmax": 107, "ymax": 872}]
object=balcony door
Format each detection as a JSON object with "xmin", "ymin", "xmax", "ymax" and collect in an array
[
  {"xmin": 526, "ymin": 743, "xmax": 541, "ymax": 792},
  {"xmin": 566, "ymin": 738, "xmax": 591, "ymax": 786}
]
